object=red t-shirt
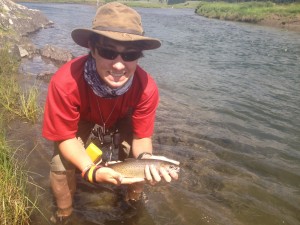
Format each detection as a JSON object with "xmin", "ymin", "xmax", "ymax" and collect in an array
[{"xmin": 42, "ymin": 55, "xmax": 159, "ymax": 141}]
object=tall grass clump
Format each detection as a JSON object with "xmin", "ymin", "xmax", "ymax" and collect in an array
[
  {"xmin": 0, "ymin": 48, "xmax": 41, "ymax": 224},
  {"xmin": 0, "ymin": 125, "xmax": 35, "ymax": 225},
  {"xmin": 0, "ymin": 48, "xmax": 40, "ymax": 123}
]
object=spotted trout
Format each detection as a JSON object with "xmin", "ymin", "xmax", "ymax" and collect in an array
[{"xmin": 108, "ymin": 157, "xmax": 180, "ymax": 179}]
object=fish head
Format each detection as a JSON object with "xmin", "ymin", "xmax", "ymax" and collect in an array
[{"xmin": 161, "ymin": 161, "xmax": 180, "ymax": 173}]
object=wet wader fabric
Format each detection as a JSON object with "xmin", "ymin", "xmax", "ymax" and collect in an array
[{"xmin": 50, "ymin": 116, "xmax": 133, "ymax": 216}]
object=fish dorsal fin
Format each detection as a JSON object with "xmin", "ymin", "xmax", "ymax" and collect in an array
[
  {"xmin": 123, "ymin": 157, "xmax": 180, "ymax": 165},
  {"xmin": 123, "ymin": 158, "xmax": 138, "ymax": 162},
  {"xmin": 149, "ymin": 156, "xmax": 180, "ymax": 165}
]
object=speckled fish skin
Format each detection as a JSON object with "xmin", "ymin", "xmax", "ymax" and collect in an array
[{"xmin": 108, "ymin": 158, "xmax": 180, "ymax": 178}]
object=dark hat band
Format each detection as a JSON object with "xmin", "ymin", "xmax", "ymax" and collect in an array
[{"xmin": 94, "ymin": 26, "xmax": 144, "ymax": 36}]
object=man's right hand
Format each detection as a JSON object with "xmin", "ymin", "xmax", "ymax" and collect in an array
[{"xmin": 95, "ymin": 167, "xmax": 144, "ymax": 185}]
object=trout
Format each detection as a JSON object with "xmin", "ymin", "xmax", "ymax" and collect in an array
[{"xmin": 108, "ymin": 158, "xmax": 180, "ymax": 179}]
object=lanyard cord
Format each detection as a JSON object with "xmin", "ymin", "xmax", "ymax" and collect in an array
[
  {"xmin": 96, "ymin": 98, "xmax": 119, "ymax": 132},
  {"xmin": 96, "ymin": 98, "xmax": 120, "ymax": 162}
]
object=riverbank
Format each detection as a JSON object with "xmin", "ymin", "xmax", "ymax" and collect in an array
[
  {"xmin": 258, "ymin": 14, "xmax": 300, "ymax": 32},
  {"xmin": 195, "ymin": 2, "xmax": 300, "ymax": 32},
  {"xmin": 13, "ymin": 0, "xmax": 199, "ymax": 8},
  {"xmin": 0, "ymin": 47, "xmax": 41, "ymax": 225},
  {"xmin": 13, "ymin": 0, "xmax": 300, "ymax": 32},
  {"xmin": 0, "ymin": 0, "xmax": 50, "ymax": 224}
]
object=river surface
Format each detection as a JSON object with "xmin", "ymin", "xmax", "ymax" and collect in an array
[{"xmin": 15, "ymin": 3, "xmax": 300, "ymax": 225}]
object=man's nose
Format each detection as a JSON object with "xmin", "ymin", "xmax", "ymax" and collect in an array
[{"xmin": 112, "ymin": 58, "xmax": 125, "ymax": 70}]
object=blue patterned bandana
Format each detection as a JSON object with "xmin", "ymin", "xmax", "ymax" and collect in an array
[{"xmin": 84, "ymin": 55, "xmax": 134, "ymax": 98}]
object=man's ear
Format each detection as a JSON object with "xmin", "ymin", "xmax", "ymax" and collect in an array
[{"xmin": 88, "ymin": 41, "xmax": 96, "ymax": 58}]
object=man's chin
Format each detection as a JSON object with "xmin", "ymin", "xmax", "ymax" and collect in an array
[{"xmin": 106, "ymin": 81, "xmax": 126, "ymax": 89}]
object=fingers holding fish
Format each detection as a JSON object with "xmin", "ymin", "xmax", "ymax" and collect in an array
[
  {"xmin": 144, "ymin": 164, "xmax": 158, "ymax": 185},
  {"xmin": 144, "ymin": 164, "xmax": 176, "ymax": 184},
  {"xmin": 93, "ymin": 158, "xmax": 180, "ymax": 186},
  {"xmin": 149, "ymin": 155, "xmax": 180, "ymax": 182},
  {"xmin": 95, "ymin": 167, "xmax": 142, "ymax": 185},
  {"xmin": 144, "ymin": 164, "xmax": 153, "ymax": 183},
  {"xmin": 159, "ymin": 167, "xmax": 172, "ymax": 183},
  {"xmin": 107, "ymin": 158, "xmax": 180, "ymax": 184},
  {"xmin": 150, "ymin": 164, "xmax": 162, "ymax": 182},
  {"xmin": 94, "ymin": 167, "xmax": 122, "ymax": 185},
  {"xmin": 169, "ymin": 170, "xmax": 179, "ymax": 180}
]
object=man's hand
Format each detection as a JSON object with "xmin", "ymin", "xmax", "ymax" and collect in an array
[
  {"xmin": 141, "ymin": 154, "xmax": 180, "ymax": 185},
  {"xmin": 95, "ymin": 167, "xmax": 144, "ymax": 185},
  {"xmin": 144, "ymin": 164, "xmax": 179, "ymax": 184}
]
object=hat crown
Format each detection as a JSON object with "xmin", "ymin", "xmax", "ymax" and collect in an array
[
  {"xmin": 92, "ymin": 2, "xmax": 144, "ymax": 36},
  {"xmin": 71, "ymin": 2, "xmax": 161, "ymax": 50}
]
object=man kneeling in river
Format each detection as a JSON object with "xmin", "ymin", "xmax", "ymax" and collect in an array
[{"xmin": 42, "ymin": 2, "xmax": 179, "ymax": 223}]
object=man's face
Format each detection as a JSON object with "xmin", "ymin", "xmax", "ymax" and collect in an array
[{"xmin": 90, "ymin": 39, "xmax": 141, "ymax": 89}]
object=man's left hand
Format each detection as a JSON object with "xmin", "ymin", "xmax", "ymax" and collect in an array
[{"xmin": 142, "ymin": 155, "xmax": 179, "ymax": 185}]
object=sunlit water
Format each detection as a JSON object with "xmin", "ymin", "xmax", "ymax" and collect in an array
[{"xmin": 14, "ymin": 3, "xmax": 300, "ymax": 225}]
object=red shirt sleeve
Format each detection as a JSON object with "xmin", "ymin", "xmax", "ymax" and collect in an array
[
  {"xmin": 42, "ymin": 57, "xmax": 86, "ymax": 141},
  {"xmin": 42, "ymin": 80, "xmax": 80, "ymax": 141},
  {"xmin": 131, "ymin": 67, "xmax": 159, "ymax": 138}
]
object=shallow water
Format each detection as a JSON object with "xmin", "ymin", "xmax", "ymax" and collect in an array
[{"xmin": 14, "ymin": 3, "xmax": 300, "ymax": 225}]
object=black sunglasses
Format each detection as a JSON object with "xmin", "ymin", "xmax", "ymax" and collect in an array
[{"xmin": 96, "ymin": 46, "xmax": 142, "ymax": 62}]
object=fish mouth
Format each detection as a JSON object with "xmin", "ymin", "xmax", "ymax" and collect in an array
[{"xmin": 166, "ymin": 165, "xmax": 180, "ymax": 173}]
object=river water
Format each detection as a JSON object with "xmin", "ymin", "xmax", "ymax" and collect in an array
[{"xmin": 16, "ymin": 3, "xmax": 300, "ymax": 225}]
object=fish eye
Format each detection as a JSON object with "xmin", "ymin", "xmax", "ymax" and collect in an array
[{"xmin": 170, "ymin": 165, "xmax": 178, "ymax": 170}]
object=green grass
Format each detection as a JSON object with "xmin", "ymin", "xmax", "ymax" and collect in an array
[
  {"xmin": 0, "ymin": 48, "xmax": 41, "ymax": 123},
  {"xmin": 0, "ymin": 48, "xmax": 41, "ymax": 224},
  {"xmin": 195, "ymin": 1, "xmax": 300, "ymax": 23},
  {"xmin": 0, "ymin": 75, "xmax": 40, "ymax": 123},
  {"xmin": 0, "ymin": 128, "xmax": 36, "ymax": 225}
]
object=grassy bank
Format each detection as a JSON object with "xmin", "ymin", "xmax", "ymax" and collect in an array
[
  {"xmin": 0, "ymin": 48, "xmax": 41, "ymax": 225},
  {"xmin": 195, "ymin": 1, "xmax": 300, "ymax": 23},
  {"xmin": 0, "ymin": 50, "xmax": 40, "ymax": 123},
  {"xmin": 13, "ymin": 0, "xmax": 300, "ymax": 21},
  {"xmin": 119, "ymin": 1, "xmax": 200, "ymax": 8},
  {"xmin": 0, "ymin": 129, "xmax": 35, "ymax": 225},
  {"xmin": 14, "ymin": 0, "xmax": 200, "ymax": 8}
]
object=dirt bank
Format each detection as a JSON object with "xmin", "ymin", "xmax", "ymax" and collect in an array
[{"xmin": 258, "ymin": 15, "xmax": 300, "ymax": 32}]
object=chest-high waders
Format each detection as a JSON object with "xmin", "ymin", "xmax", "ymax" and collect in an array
[{"xmin": 49, "ymin": 115, "xmax": 133, "ymax": 222}]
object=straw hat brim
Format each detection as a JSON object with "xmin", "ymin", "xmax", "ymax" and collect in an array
[{"xmin": 71, "ymin": 28, "xmax": 161, "ymax": 50}]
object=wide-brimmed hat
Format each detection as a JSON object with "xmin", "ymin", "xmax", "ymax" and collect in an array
[{"xmin": 71, "ymin": 2, "xmax": 161, "ymax": 50}]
